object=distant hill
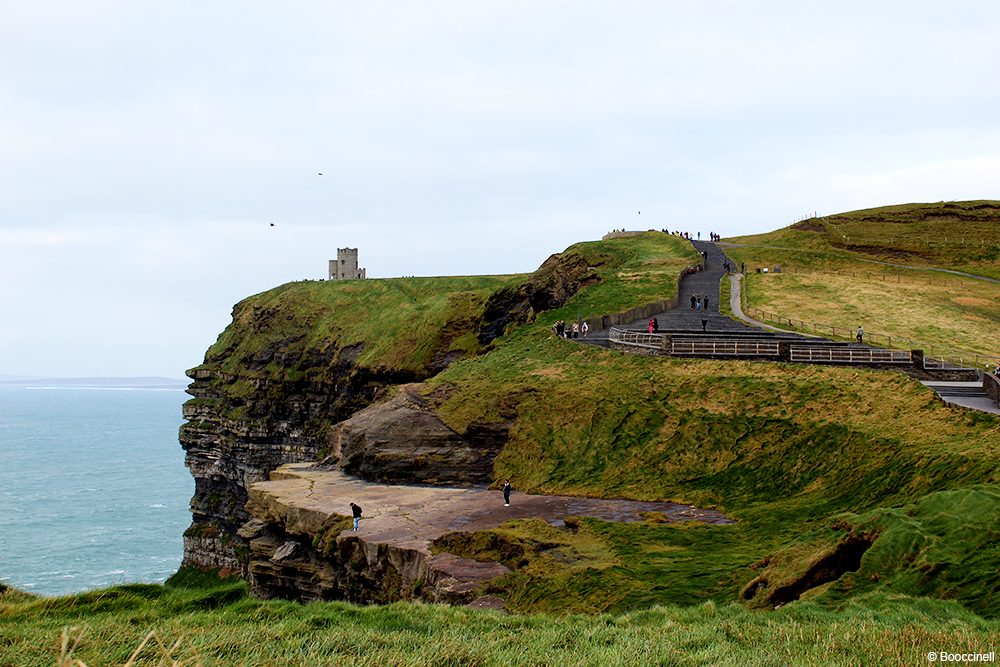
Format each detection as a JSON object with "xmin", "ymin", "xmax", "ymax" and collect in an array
[{"xmin": 728, "ymin": 200, "xmax": 1000, "ymax": 280}]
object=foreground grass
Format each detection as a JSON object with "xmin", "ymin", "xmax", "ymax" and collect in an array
[{"xmin": 2, "ymin": 575, "xmax": 998, "ymax": 666}]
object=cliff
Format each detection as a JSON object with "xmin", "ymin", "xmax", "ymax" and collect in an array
[{"xmin": 179, "ymin": 252, "xmax": 611, "ymax": 573}]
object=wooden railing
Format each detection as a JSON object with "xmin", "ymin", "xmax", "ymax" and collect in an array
[
  {"xmin": 671, "ymin": 339, "xmax": 779, "ymax": 357},
  {"xmin": 790, "ymin": 346, "xmax": 911, "ymax": 364},
  {"xmin": 608, "ymin": 327, "xmax": 665, "ymax": 351}
]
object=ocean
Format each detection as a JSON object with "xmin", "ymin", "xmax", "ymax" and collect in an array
[{"xmin": 0, "ymin": 384, "xmax": 191, "ymax": 596}]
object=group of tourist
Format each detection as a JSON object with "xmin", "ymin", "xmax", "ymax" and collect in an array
[
  {"xmin": 708, "ymin": 232, "xmax": 722, "ymax": 242},
  {"xmin": 552, "ymin": 320, "xmax": 588, "ymax": 338},
  {"xmin": 722, "ymin": 259, "xmax": 736, "ymax": 274},
  {"xmin": 689, "ymin": 295, "xmax": 711, "ymax": 312}
]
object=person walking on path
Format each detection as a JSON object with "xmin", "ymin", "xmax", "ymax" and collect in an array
[
  {"xmin": 856, "ymin": 326, "xmax": 864, "ymax": 345},
  {"xmin": 503, "ymin": 480, "xmax": 512, "ymax": 507},
  {"xmin": 350, "ymin": 502, "xmax": 362, "ymax": 531},
  {"xmin": 703, "ymin": 296, "xmax": 709, "ymax": 311},
  {"xmin": 648, "ymin": 318, "xmax": 655, "ymax": 333},
  {"xmin": 581, "ymin": 321, "xmax": 589, "ymax": 337},
  {"xmin": 690, "ymin": 295, "xmax": 696, "ymax": 310}
]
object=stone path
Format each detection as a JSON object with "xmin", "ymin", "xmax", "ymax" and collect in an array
[{"xmin": 921, "ymin": 381, "xmax": 1000, "ymax": 415}]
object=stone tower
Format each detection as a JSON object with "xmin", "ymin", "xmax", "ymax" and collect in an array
[{"xmin": 328, "ymin": 248, "xmax": 366, "ymax": 280}]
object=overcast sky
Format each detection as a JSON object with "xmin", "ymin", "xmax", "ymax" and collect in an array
[{"xmin": 2, "ymin": 1, "xmax": 998, "ymax": 378}]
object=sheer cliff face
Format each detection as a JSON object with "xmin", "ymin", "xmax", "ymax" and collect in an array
[
  {"xmin": 180, "ymin": 363, "xmax": 413, "ymax": 573},
  {"xmin": 179, "ymin": 256, "xmax": 600, "ymax": 576}
]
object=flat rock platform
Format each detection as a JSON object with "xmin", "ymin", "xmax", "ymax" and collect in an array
[{"xmin": 252, "ymin": 463, "xmax": 733, "ymax": 554}]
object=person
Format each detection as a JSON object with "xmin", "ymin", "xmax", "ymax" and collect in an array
[
  {"xmin": 503, "ymin": 480, "xmax": 512, "ymax": 507},
  {"xmin": 690, "ymin": 295, "xmax": 696, "ymax": 310},
  {"xmin": 703, "ymin": 296, "xmax": 709, "ymax": 311},
  {"xmin": 993, "ymin": 363, "xmax": 999, "ymax": 377},
  {"xmin": 572, "ymin": 321, "xmax": 580, "ymax": 338},
  {"xmin": 856, "ymin": 326, "xmax": 864, "ymax": 344},
  {"xmin": 581, "ymin": 321, "xmax": 589, "ymax": 337},
  {"xmin": 652, "ymin": 317, "xmax": 659, "ymax": 333},
  {"xmin": 741, "ymin": 261, "xmax": 745, "ymax": 274},
  {"xmin": 701, "ymin": 318, "xmax": 708, "ymax": 332},
  {"xmin": 695, "ymin": 296, "xmax": 702, "ymax": 312},
  {"xmin": 648, "ymin": 318, "xmax": 655, "ymax": 333},
  {"xmin": 350, "ymin": 502, "xmax": 362, "ymax": 531}
]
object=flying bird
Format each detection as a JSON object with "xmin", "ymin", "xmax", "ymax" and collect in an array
[
  {"xmin": 318, "ymin": 172, "xmax": 323, "ymax": 175},
  {"xmin": 270, "ymin": 223, "xmax": 275, "ymax": 227}
]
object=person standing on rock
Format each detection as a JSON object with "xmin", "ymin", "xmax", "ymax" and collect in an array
[
  {"xmin": 350, "ymin": 502, "xmax": 362, "ymax": 531},
  {"xmin": 503, "ymin": 480, "xmax": 512, "ymax": 506}
]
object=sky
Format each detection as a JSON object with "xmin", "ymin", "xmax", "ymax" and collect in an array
[{"xmin": 2, "ymin": 1, "xmax": 999, "ymax": 378}]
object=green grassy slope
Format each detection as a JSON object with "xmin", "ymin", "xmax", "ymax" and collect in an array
[
  {"xmin": 2, "ymin": 573, "xmax": 997, "ymax": 666},
  {"xmin": 543, "ymin": 232, "xmax": 700, "ymax": 316},
  {"xmin": 724, "ymin": 202, "xmax": 1000, "ymax": 359}
]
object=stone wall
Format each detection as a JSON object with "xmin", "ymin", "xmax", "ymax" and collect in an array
[{"xmin": 984, "ymin": 372, "xmax": 1000, "ymax": 405}]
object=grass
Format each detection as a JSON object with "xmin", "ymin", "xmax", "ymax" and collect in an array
[{"xmin": 2, "ymin": 573, "xmax": 998, "ymax": 666}]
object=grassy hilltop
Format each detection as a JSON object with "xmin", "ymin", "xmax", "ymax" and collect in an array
[
  {"xmin": 3, "ymin": 224, "xmax": 1000, "ymax": 665},
  {"xmin": 725, "ymin": 201, "xmax": 1000, "ymax": 360}
]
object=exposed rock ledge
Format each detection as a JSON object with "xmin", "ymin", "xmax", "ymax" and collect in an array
[{"xmin": 244, "ymin": 464, "xmax": 733, "ymax": 607}]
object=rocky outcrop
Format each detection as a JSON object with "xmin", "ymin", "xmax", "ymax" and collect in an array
[
  {"xmin": 477, "ymin": 248, "xmax": 602, "ymax": 344},
  {"xmin": 320, "ymin": 385, "xmax": 508, "ymax": 485}
]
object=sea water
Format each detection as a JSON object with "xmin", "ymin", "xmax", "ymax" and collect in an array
[{"xmin": 0, "ymin": 385, "xmax": 191, "ymax": 596}]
